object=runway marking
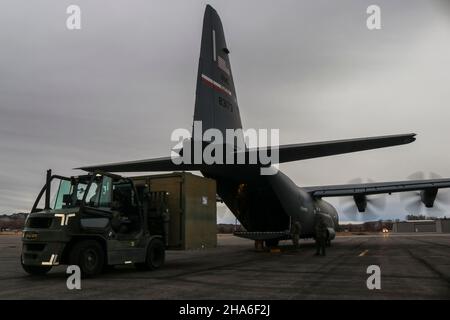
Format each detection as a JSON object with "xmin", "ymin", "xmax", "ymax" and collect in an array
[{"xmin": 358, "ymin": 250, "xmax": 369, "ymax": 257}]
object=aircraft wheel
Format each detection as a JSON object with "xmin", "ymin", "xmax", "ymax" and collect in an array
[{"xmin": 265, "ymin": 239, "xmax": 279, "ymax": 247}]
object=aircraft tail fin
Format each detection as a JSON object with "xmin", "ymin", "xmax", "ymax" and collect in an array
[{"xmin": 193, "ymin": 5, "xmax": 243, "ymax": 142}]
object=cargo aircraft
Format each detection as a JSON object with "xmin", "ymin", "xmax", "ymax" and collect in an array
[{"xmin": 79, "ymin": 5, "xmax": 450, "ymax": 245}]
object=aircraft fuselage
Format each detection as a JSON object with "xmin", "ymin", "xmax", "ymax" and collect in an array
[{"xmin": 203, "ymin": 168, "xmax": 339, "ymax": 238}]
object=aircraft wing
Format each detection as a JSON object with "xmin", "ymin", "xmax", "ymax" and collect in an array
[
  {"xmin": 78, "ymin": 133, "xmax": 416, "ymax": 172},
  {"xmin": 304, "ymin": 178, "xmax": 450, "ymax": 197},
  {"xmin": 77, "ymin": 156, "xmax": 202, "ymax": 172},
  {"xmin": 242, "ymin": 133, "xmax": 416, "ymax": 163}
]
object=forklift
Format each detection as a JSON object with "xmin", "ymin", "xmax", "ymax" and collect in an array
[{"xmin": 21, "ymin": 170, "xmax": 169, "ymax": 277}]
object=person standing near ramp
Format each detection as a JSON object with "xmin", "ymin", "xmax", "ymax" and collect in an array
[
  {"xmin": 315, "ymin": 215, "xmax": 328, "ymax": 256},
  {"xmin": 291, "ymin": 221, "xmax": 301, "ymax": 248}
]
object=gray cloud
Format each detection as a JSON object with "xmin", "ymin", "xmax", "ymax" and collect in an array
[{"xmin": 1, "ymin": 0, "xmax": 450, "ymax": 222}]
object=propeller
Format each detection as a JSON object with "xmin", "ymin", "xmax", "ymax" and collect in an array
[
  {"xmin": 339, "ymin": 178, "xmax": 386, "ymax": 220},
  {"xmin": 400, "ymin": 171, "xmax": 450, "ymax": 215}
]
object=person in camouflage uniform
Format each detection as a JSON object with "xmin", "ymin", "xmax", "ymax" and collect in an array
[
  {"xmin": 314, "ymin": 215, "xmax": 328, "ymax": 256},
  {"xmin": 291, "ymin": 221, "xmax": 302, "ymax": 248}
]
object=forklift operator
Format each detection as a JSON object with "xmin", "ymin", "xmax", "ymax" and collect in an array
[{"xmin": 110, "ymin": 189, "xmax": 130, "ymax": 234}]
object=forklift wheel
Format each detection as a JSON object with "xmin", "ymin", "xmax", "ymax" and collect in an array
[
  {"xmin": 22, "ymin": 261, "xmax": 52, "ymax": 276},
  {"xmin": 135, "ymin": 238, "xmax": 165, "ymax": 271},
  {"xmin": 69, "ymin": 240, "xmax": 105, "ymax": 277}
]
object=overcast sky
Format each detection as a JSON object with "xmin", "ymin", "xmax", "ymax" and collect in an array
[{"xmin": 1, "ymin": 0, "xmax": 450, "ymax": 223}]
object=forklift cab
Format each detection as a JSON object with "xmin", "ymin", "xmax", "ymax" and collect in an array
[{"xmin": 31, "ymin": 172, "xmax": 143, "ymax": 237}]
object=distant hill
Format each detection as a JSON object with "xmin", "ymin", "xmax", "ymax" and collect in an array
[{"xmin": 0, "ymin": 213, "xmax": 27, "ymax": 231}]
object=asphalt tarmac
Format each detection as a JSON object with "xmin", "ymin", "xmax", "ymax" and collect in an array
[{"xmin": 0, "ymin": 233, "xmax": 449, "ymax": 299}]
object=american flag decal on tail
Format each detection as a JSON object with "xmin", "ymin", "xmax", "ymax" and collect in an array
[{"xmin": 218, "ymin": 56, "xmax": 230, "ymax": 76}]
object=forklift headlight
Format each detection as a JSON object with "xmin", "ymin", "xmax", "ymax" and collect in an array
[{"xmin": 23, "ymin": 231, "xmax": 38, "ymax": 240}]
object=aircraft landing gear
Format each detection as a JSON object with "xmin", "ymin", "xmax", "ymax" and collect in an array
[{"xmin": 264, "ymin": 239, "xmax": 279, "ymax": 247}]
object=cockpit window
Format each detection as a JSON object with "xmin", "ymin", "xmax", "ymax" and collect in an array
[
  {"xmin": 33, "ymin": 174, "xmax": 115, "ymax": 212},
  {"xmin": 85, "ymin": 176, "xmax": 112, "ymax": 208},
  {"xmin": 99, "ymin": 176, "xmax": 112, "ymax": 207},
  {"xmin": 53, "ymin": 178, "xmax": 90, "ymax": 209},
  {"xmin": 54, "ymin": 180, "xmax": 72, "ymax": 209}
]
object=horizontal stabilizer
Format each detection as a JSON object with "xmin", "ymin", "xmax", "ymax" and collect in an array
[
  {"xmin": 78, "ymin": 134, "xmax": 416, "ymax": 173},
  {"xmin": 239, "ymin": 133, "xmax": 416, "ymax": 164},
  {"xmin": 77, "ymin": 156, "xmax": 202, "ymax": 173}
]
